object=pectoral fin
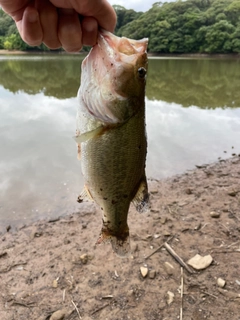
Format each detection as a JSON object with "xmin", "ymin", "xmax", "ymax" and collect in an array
[
  {"xmin": 77, "ymin": 185, "xmax": 94, "ymax": 203},
  {"xmin": 74, "ymin": 126, "xmax": 104, "ymax": 144},
  {"xmin": 132, "ymin": 175, "xmax": 149, "ymax": 213}
]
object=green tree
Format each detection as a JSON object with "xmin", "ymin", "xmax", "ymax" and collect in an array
[{"xmin": 0, "ymin": 10, "xmax": 14, "ymax": 36}]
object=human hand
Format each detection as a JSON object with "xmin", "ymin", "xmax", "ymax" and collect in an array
[{"xmin": 0, "ymin": 0, "xmax": 117, "ymax": 52}]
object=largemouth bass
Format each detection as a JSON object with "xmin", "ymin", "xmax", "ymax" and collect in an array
[{"xmin": 76, "ymin": 30, "xmax": 149, "ymax": 256}]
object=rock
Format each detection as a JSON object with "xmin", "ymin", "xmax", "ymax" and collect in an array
[
  {"xmin": 63, "ymin": 238, "xmax": 71, "ymax": 245},
  {"xmin": 217, "ymin": 278, "xmax": 226, "ymax": 288},
  {"xmin": 228, "ymin": 190, "xmax": 238, "ymax": 197},
  {"xmin": 52, "ymin": 279, "xmax": 58, "ymax": 288},
  {"xmin": 166, "ymin": 291, "xmax": 174, "ymax": 305},
  {"xmin": 0, "ymin": 252, "xmax": 7, "ymax": 258},
  {"xmin": 187, "ymin": 254, "xmax": 213, "ymax": 270},
  {"xmin": 80, "ymin": 253, "xmax": 88, "ymax": 264},
  {"xmin": 127, "ymin": 289, "xmax": 134, "ymax": 297},
  {"xmin": 236, "ymin": 280, "xmax": 240, "ymax": 286},
  {"xmin": 194, "ymin": 223, "xmax": 202, "ymax": 230},
  {"xmin": 185, "ymin": 188, "xmax": 193, "ymax": 195},
  {"xmin": 158, "ymin": 300, "xmax": 166, "ymax": 309},
  {"xmin": 149, "ymin": 270, "xmax": 156, "ymax": 279},
  {"xmin": 140, "ymin": 266, "xmax": 148, "ymax": 278},
  {"xmin": 160, "ymin": 217, "xmax": 167, "ymax": 224},
  {"xmin": 163, "ymin": 262, "xmax": 175, "ymax": 275},
  {"xmin": 50, "ymin": 309, "xmax": 69, "ymax": 320},
  {"xmin": 163, "ymin": 231, "xmax": 171, "ymax": 236},
  {"xmin": 131, "ymin": 243, "xmax": 139, "ymax": 253},
  {"xmin": 210, "ymin": 211, "xmax": 220, "ymax": 218},
  {"xmin": 153, "ymin": 234, "xmax": 161, "ymax": 239}
]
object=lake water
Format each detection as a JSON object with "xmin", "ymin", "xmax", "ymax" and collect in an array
[{"xmin": 0, "ymin": 54, "xmax": 240, "ymax": 231}]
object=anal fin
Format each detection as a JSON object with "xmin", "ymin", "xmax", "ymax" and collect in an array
[{"xmin": 132, "ymin": 175, "xmax": 149, "ymax": 213}]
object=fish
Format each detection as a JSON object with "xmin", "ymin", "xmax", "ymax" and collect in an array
[{"xmin": 75, "ymin": 29, "xmax": 149, "ymax": 256}]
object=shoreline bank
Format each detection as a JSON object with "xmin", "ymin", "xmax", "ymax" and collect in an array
[{"xmin": 0, "ymin": 156, "xmax": 239, "ymax": 319}]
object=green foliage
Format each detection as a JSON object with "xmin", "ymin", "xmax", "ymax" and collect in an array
[
  {"xmin": 1, "ymin": 0, "xmax": 240, "ymax": 53},
  {"xmin": 0, "ymin": 11, "xmax": 13, "ymax": 36},
  {"xmin": 113, "ymin": 5, "xmax": 143, "ymax": 33},
  {"xmin": 114, "ymin": 0, "xmax": 240, "ymax": 53},
  {"xmin": 0, "ymin": 36, "xmax": 4, "ymax": 49},
  {"xmin": 0, "ymin": 8, "xmax": 50, "ymax": 51}
]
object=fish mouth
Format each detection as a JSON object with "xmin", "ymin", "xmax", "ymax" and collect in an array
[
  {"xmin": 98, "ymin": 29, "xmax": 148, "ymax": 56},
  {"xmin": 83, "ymin": 29, "xmax": 148, "ymax": 68}
]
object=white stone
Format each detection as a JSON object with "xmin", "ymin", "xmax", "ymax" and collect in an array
[
  {"xmin": 187, "ymin": 254, "xmax": 213, "ymax": 270},
  {"xmin": 217, "ymin": 278, "xmax": 226, "ymax": 288},
  {"xmin": 140, "ymin": 266, "xmax": 148, "ymax": 278},
  {"xmin": 167, "ymin": 291, "xmax": 174, "ymax": 305}
]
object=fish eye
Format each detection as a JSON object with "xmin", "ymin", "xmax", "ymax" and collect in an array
[{"xmin": 138, "ymin": 67, "xmax": 146, "ymax": 78}]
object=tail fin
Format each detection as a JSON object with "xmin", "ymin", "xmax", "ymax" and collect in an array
[{"xmin": 97, "ymin": 228, "xmax": 131, "ymax": 257}]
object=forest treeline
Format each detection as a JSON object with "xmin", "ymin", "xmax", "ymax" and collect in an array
[{"xmin": 1, "ymin": 0, "xmax": 240, "ymax": 53}]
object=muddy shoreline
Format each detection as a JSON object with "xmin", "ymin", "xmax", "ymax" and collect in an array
[{"xmin": 0, "ymin": 156, "xmax": 240, "ymax": 320}]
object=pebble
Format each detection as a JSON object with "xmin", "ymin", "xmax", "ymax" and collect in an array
[
  {"xmin": 164, "ymin": 262, "xmax": 175, "ymax": 275},
  {"xmin": 217, "ymin": 278, "xmax": 226, "ymax": 288},
  {"xmin": 163, "ymin": 231, "xmax": 171, "ymax": 236},
  {"xmin": 80, "ymin": 253, "xmax": 88, "ymax": 264},
  {"xmin": 150, "ymin": 188, "xmax": 158, "ymax": 194},
  {"xmin": 210, "ymin": 211, "xmax": 220, "ymax": 218},
  {"xmin": 50, "ymin": 309, "xmax": 69, "ymax": 320},
  {"xmin": 127, "ymin": 289, "xmax": 134, "ymax": 297},
  {"xmin": 236, "ymin": 280, "xmax": 240, "ymax": 286},
  {"xmin": 52, "ymin": 279, "xmax": 58, "ymax": 288},
  {"xmin": 187, "ymin": 254, "xmax": 213, "ymax": 270},
  {"xmin": 149, "ymin": 270, "xmax": 156, "ymax": 279},
  {"xmin": 160, "ymin": 217, "xmax": 167, "ymax": 224},
  {"xmin": 140, "ymin": 266, "xmax": 148, "ymax": 278},
  {"xmin": 166, "ymin": 291, "xmax": 174, "ymax": 305},
  {"xmin": 158, "ymin": 300, "xmax": 166, "ymax": 309},
  {"xmin": 228, "ymin": 190, "xmax": 238, "ymax": 197}
]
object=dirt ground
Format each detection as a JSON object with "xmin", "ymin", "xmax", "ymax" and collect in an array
[{"xmin": 0, "ymin": 156, "xmax": 240, "ymax": 320}]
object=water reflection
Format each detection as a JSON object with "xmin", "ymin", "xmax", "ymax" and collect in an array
[
  {"xmin": 1, "ymin": 55, "xmax": 240, "ymax": 108},
  {"xmin": 0, "ymin": 55, "xmax": 239, "ymax": 231},
  {"xmin": 147, "ymin": 58, "xmax": 240, "ymax": 108},
  {"xmin": 0, "ymin": 87, "xmax": 81, "ymax": 230},
  {"xmin": 0, "ymin": 54, "xmax": 82, "ymax": 99},
  {"xmin": 146, "ymin": 99, "xmax": 240, "ymax": 177}
]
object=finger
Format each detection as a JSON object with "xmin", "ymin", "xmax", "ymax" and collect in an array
[
  {"xmin": 92, "ymin": 0, "xmax": 117, "ymax": 33},
  {"xmin": 36, "ymin": 0, "xmax": 61, "ymax": 49},
  {"xmin": 0, "ymin": 0, "xmax": 29, "ymax": 21},
  {"xmin": 57, "ymin": 8, "xmax": 82, "ymax": 52},
  {"xmin": 81, "ymin": 17, "xmax": 98, "ymax": 46},
  {"xmin": 16, "ymin": 6, "xmax": 43, "ymax": 46},
  {"xmin": 50, "ymin": 0, "xmax": 117, "ymax": 32}
]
